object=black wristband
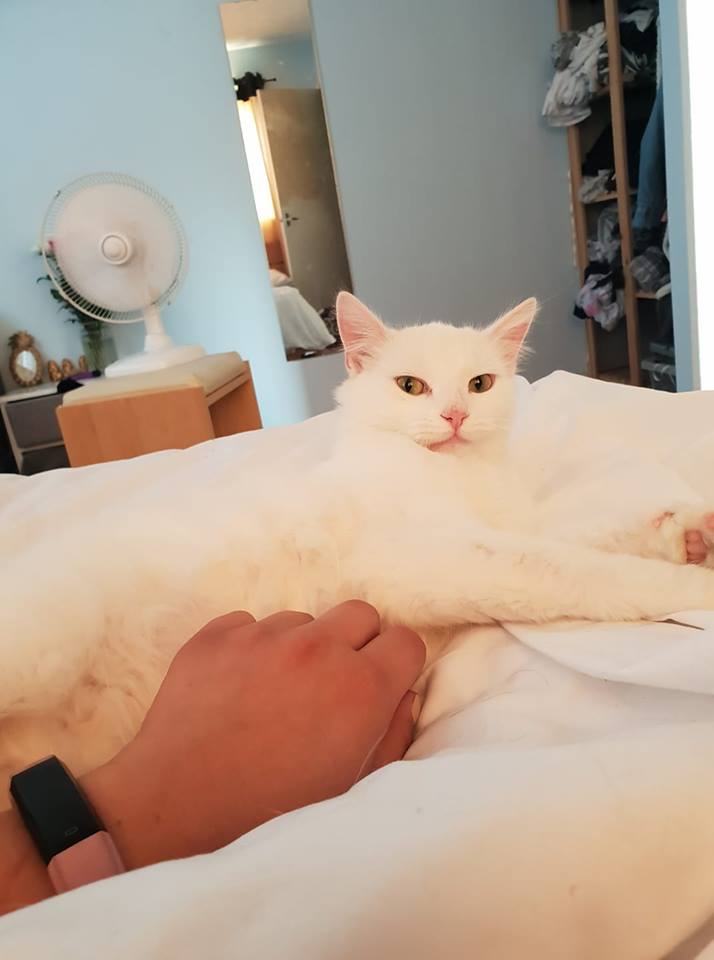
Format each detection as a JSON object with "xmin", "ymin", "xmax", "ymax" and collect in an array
[{"xmin": 10, "ymin": 756, "xmax": 104, "ymax": 865}]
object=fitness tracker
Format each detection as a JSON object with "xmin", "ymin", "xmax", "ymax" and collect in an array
[{"xmin": 10, "ymin": 756, "xmax": 124, "ymax": 893}]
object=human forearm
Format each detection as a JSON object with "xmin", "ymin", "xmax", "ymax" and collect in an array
[{"xmin": 0, "ymin": 602, "xmax": 423, "ymax": 919}]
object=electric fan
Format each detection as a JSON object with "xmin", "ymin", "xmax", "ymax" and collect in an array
[{"xmin": 41, "ymin": 172, "xmax": 204, "ymax": 378}]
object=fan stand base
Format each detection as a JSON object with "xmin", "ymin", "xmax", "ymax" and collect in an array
[{"xmin": 104, "ymin": 344, "xmax": 205, "ymax": 378}]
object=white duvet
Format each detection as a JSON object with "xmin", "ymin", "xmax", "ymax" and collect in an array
[
  {"xmin": 4, "ymin": 373, "xmax": 714, "ymax": 959},
  {"xmin": 273, "ymin": 285, "xmax": 336, "ymax": 351}
]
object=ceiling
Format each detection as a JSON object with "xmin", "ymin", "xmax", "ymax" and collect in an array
[{"xmin": 220, "ymin": 0, "xmax": 311, "ymax": 48}]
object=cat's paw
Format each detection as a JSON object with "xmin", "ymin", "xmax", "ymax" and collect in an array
[
  {"xmin": 652, "ymin": 510, "xmax": 714, "ymax": 566},
  {"xmin": 684, "ymin": 515, "xmax": 714, "ymax": 565}
]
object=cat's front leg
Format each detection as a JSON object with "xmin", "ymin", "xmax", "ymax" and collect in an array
[
  {"xmin": 573, "ymin": 499, "xmax": 714, "ymax": 567},
  {"xmin": 346, "ymin": 518, "xmax": 714, "ymax": 628},
  {"xmin": 536, "ymin": 455, "xmax": 714, "ymax": 567}
]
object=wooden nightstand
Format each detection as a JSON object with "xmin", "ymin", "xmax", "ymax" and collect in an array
[
  {"xmin": 0, "ymin": 383, "xmax": 69, "ymax": 474},
  {"xmin": 57, "ymin": 353, "xmax": 262, "ymax": 467}
]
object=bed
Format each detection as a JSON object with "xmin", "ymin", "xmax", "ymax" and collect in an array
[
  {"xmin": 3, "ymin": 372, "xmax": 714, "ymax": 959},
  {"xmin": 271, "ymin": 280, "xmax": 336, "ymax": 351}
]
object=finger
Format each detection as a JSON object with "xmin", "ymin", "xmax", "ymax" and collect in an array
[
  {"xmin": 256, "ymin": 609, "xmax": 314, "ymax": 635},
  {"xmin": 184, "ymin": 610, "xmax": 256, "ymax": 655},
  {"xmin": 361, "ymin": 691, "xmax": 417, "ymax": 776},
  {"xmin": 200, "ymin": 610, "xmax": 256, "ymax": 634},
  {"xmin": 361, "ymin": 625, "xmax": 426, "ymax": 699},
  {"xmin": 313, "ymin": 600, "xmax": 381, "ymax": 650}
]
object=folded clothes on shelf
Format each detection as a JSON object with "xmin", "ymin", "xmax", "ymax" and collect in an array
[
  {"xmin": 574, "ymin": 261, "xmax": 625, "ymax": 332},
  {"xmin": 543, "ymin": 23, "xmax": 608, "ymax": 127},
  {"xmin": 630, "ymin": 246, "xmax": 670, "ymax": 293},
  {"xmin": 543, "ymin": 11, "xmax": 657, "ymax": 128},
  {"xmin": 587, "ymin": 204, "xmax": 621, "ymax": 265},
  {"xmin": 551, "ymin": 30, "xmax": 580, "ymax": 71},
  {"xmin": 579, "ymin": 169, "xmax": 615, "ymax": 202}
]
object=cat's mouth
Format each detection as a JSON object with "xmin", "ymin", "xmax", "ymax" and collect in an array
[{"xmin": 426, "ymin": 434, "xmax": 470, "ymax": 452}]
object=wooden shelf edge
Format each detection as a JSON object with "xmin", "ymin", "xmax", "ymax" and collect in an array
[
  {"xmin": 583, "ymin": 189, "xmax": 636, "ymax": 206},
  {"xmin": 598, "ymin": 367, "xmax": 631, "ymax": 384},
  {"xmin": 16, "ymin": 440, "xmax": 65, "ymax": 454},
  {"xmin": 592, "ymin": 80, "xmax": 655, "ymax": 104}
]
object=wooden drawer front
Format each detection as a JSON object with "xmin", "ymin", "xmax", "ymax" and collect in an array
[
  {"xmin": 6, "ymin": 394, "xmax": 63, "ymax": 448},
  {"xmin": 22, "ymin": 446, "xmax": 69, "ymax": 475}
]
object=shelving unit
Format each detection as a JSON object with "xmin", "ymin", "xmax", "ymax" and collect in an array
[{"xmin": 557, "ymin": 0, "xmax": 659, "ymax": 386}]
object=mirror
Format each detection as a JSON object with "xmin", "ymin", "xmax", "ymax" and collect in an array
[
  {"xmin": 17, "ymin": 352, "xmax": 38, "ymax": 380},
  {"xmin": 8, "ymin": 332, "xmax": 42, "ymax": 388},
  {"xmin": 220, "ymin": 0, "xmax": 352, "ymax": 361}
]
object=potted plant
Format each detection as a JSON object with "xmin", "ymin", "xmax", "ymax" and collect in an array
[{"xmin": 36, "ymin": 248, "xmax": 117, "ymax": 373}]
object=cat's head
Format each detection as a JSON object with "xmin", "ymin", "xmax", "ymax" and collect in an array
[{"xmin": 334, "ymin": 292, "xmax": 537, "ymax": 453}]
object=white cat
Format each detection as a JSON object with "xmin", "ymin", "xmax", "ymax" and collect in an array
[{"xmin": 1, "ymin": 292, "xmax": 713, "ymax": 793}]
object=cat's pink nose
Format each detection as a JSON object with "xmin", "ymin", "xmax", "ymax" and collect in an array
[{"xmin": 441, "ymin": 408, "xmax": 468, "ymax": 433}]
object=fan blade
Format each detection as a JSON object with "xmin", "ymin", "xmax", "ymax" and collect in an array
[{"xmin": 52, "ymin": 183, "xmax": 181, "ymax": 313}]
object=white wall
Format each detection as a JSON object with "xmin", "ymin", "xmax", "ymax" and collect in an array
[{"xmin": 310, "ymin": 0, "xmax": 585, "ymax": 380}]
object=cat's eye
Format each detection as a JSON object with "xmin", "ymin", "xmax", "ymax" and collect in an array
[
  {"xmin": 468, "ymin": 374, "xmax": 495, "ymax": 394},
  {"xmin": 395, "ymin": 375, "xmax": 428, "ymax": 396}
]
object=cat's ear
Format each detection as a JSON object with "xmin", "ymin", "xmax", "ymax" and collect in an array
[
  {"xmin": 336, "ymin": 291, "xmax": 389, "ymax": 375},
  {"xmin": 489, "ymin": 298, "xmax": 538, "ymax": 371}
]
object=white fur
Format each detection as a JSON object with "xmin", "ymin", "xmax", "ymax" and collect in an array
[{"xmin": 1, "ymin": 294, "xmax": 713, "ymax": 797}]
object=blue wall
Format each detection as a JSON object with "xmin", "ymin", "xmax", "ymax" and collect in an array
[
  {"xmin": 229, "ymin": 36, "xmax": 318, "ymax": 89},
  {"xmin": 310, "ymin": 0, "xmax": 585, "ymax": 380},
  {"xmin": 0, "ymin": 0, "xmax": 318, "ymax": 424}
]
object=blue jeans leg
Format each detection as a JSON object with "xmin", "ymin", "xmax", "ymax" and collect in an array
[{"xmin": 632, "ymin": 85, "xmax": 667, "ymax": 231}]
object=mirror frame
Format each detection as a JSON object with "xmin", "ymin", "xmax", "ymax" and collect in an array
[{"xmin": 8, "ymin": 331, "xmax": 43, "ymax": 388}]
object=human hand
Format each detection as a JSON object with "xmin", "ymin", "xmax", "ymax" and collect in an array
[{"xmin": 84, "ymin": 601, "xmax": 425, "ymax": 869}]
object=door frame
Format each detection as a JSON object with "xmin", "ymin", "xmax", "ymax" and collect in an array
[
  {"xmin": 254, "ymin": 91, "xmax": 293, "ymax": 279},
  {"xmin": 661, "ymin": 0, "xmax": 708, "ymax": 390}
]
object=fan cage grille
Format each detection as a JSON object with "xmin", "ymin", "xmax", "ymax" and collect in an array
[{"xmin": 41, "ymin": 171, "xmax": 188, "ymax": 324}]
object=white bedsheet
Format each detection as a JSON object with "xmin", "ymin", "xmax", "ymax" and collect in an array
[
  {"xmin": 273, "ymin": 285, "xmax": 336, "ymax": 351},
  {"xmin": 3, "ymin": 373, "xmax": 714, "ymax": 959}
]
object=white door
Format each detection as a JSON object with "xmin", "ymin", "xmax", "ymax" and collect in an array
[{"xmin": 258, "ymin": 88, "xmax": 352, "ymax": 312}]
